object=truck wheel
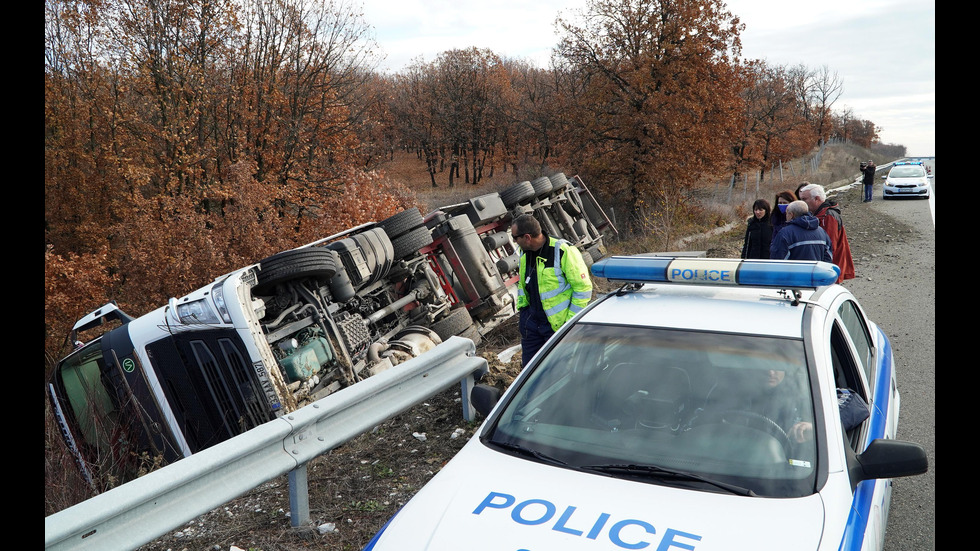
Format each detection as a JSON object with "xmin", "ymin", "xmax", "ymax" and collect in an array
[
  {"xmin": 254, "ymin": 248, "xmax": 338, "ymax": 294},
  {"xmin": 531, "ymin": 176, "xmax": 553, "ymax": 198},
  {"xmin": 580, "ymin": 247, "xmax": 594, "ymax": 270},
  {"xmin": 586, "ymin": 243, "xmax": 605, "ymax": 263},
  {"xmin": 431, "ymin": 308, "xmax": 474, "ymax": 341},
  {"xmin": 459, "ymin": 325, "xmax": 482, "ymax": 347},
  {"xmin": 378, "ymin": 208, "xmax": 424, "ymax": 239},
  {"xmin": 549, "ymin": 173, "xmax": 569, "ymax": 192},
  {"xmin": 391, "ymin": 226, "xmax": 434, "ymax": 260},
  {"xmin": 500, "ymin": 181, "xmax": 535, "ymax": 207}
]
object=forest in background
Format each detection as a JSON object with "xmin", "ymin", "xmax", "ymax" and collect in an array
[{"xmin": 44, "ymin": 0, "xmax": 901, "ymax": 363}]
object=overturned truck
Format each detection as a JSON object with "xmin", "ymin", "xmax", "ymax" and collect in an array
[{"xmin": 48, "ymin": 173, "xmax": 616, "ymax": 486}]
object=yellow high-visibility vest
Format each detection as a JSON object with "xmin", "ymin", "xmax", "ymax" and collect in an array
[{"xmin": 517, "ymin": 237, "xmax": 593, "ymax": 332}]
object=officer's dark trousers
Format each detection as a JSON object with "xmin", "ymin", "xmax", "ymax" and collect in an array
[{"xmin": 519, "ymin": 308, "xmax": 555, "ymax": 367}]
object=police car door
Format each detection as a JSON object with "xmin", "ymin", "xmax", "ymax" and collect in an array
[{"xmin": 828, "ymin": 293, "xmax": 895, "ymax": 551}]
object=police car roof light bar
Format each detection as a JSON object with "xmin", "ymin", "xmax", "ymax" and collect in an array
[{"xmin": 590, "ymin": 256, "xmax": 841, "ymax": 288}]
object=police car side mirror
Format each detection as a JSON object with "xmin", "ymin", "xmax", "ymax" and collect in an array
[
  {"xmin": 852, "ymin": 439, "xmax": 928, "ymax": 484},
  {"xmin": 471, "ymin": 384, "xmax": 502, "ymax": 417}
]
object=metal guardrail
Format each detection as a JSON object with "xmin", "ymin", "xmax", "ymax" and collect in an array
[{"xmin": 45, "ymin": 336, "xmax": 488, "ymax": 551}]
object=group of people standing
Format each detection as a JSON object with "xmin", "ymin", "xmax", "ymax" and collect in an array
[
  {"xmin": 513, "ymin": 181, "xmax": 860, "ymax": 367},
  {"xmin": 741, "ymin": 182, "xmax": 855, "ymax": 284}
]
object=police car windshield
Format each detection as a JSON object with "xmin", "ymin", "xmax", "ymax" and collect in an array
[
  {"xmin": 890, "ymin": 166, "xmax": 925, "ymax": 178},
  {"xmin": 487, "ymin": 323, "xmax": 818, "ymax": 498}
]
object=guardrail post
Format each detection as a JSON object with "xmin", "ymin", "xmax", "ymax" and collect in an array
[{"xmin": 288, "ymin": 465, "xmax": 310, "ymax": 528}]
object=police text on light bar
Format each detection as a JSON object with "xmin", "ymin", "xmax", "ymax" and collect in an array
[{"xmin": 590, "ymin": 256, "xmax": 841, "ymax": 289}]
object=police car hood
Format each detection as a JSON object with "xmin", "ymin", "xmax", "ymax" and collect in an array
[{"xmin": 367, "ymin": 437, "xmax": 826, "ymax": 551}]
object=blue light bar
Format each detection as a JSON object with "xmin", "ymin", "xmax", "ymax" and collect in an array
[{"xmin": 590, "ymin": 256, "xmax": 841, "ymax": 288}]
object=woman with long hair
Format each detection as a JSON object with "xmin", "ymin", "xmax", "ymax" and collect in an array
[{"xmin": 741, "ymin": 198, "xmax": 773, "ymax": 259}]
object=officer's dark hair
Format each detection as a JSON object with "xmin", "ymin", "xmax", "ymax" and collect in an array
[{"xmin": 512, "ymin": 214, "xmax": 542, "ymax": 237}]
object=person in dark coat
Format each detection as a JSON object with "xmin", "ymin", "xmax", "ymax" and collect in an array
[
  {"xmin": 741, "ymin": 199, "xmax": 773, "ymax": 259},
  {"xmin": 770, "ymin": 190, "xmax": 796, "ymax": 242},
  {"xmin": 769, "ymin": 201, "xmax": 833, "ymax": 262},
  {"xmin": 860, "ymin": 160, "xmax": 876, "ymax": 202}
]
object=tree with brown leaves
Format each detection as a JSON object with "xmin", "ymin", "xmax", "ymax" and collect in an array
[{"xmin": 555, "ymin": 0, "xmax": 745, "ymax": 235}]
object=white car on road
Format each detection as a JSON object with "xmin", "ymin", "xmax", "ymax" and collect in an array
[{"xmin": 882, "ymin": 161, "xmax": 932, "ymax": 199}]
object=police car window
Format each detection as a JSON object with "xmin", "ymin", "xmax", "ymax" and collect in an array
[
  {"xmin": 890, "ymin": 166, "xmax": 925, "ymax": 177},
  {"xmin": 830, "ymin": 322, "xmax": 871, "ymax": 450},
  {"xmin": 837, "ymin": 300, "xmax": 874, "ymax": 382},
  {"xmin": 487, "ymin": 323, "xmax": 818, "ymax": 498}
]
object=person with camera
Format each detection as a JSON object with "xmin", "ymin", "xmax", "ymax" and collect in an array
[{"xmin": 860, "ymin": 160, "xmax": 876, "ymax": 202}]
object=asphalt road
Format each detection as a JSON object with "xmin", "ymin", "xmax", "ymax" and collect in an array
[{"xmin": 830, "ymin": 170, "xmax": 935, "ymax": 550}]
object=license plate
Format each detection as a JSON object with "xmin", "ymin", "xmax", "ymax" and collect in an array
[{"xmin": 899, "ymin": 188, "xmax": 914, "ymax": 193}]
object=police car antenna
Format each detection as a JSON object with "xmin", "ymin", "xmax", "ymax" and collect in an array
[
  {"xmin": 778, "ymin": 289, "xmax": 804, "ymax": 306},
  {"xmin": 615, "ymin": 282, "xmax": 643, "ymax": 295}
]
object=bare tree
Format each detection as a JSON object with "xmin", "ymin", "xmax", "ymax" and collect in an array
[{"xmin": 809, "ymin": 65, "xmax": 844, "ymax": 146}]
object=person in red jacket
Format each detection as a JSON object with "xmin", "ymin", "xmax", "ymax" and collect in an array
[{"xmin": 799, "ymin": 183, "xmax": 855, "ymax": 283}]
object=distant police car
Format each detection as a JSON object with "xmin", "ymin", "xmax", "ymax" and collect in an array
[
  {"xmin": 882, "ymin": 161, "xmax": 932, "ymax": 199},
  {"xmin": 364, "ymin": 256, "xmax": 927, "ymax": 551}
]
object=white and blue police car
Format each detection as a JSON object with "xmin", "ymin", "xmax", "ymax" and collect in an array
[
  {"xmin": 364, "ymin": 256, "xmax": 927, "ymax": 551},
  {"xmin": 882, "ymin": 161, "xmax": 932, "ymax": 199}
]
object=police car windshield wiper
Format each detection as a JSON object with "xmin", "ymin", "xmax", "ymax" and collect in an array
[
  {"xmin": 486, "ymin": 440, "xmax": 567, "ymax": 466},
  {"xmin": 579, "ymin": 463, "xmax": 756, "ymax": 497}
]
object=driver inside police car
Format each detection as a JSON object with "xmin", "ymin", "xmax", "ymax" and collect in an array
[{"xmin": 738, "ymin": 369, "xmax": 814, "ymax": 443}]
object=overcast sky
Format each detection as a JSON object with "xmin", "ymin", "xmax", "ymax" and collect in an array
[{"xmin": 361, "ymin": 0, "xmax": 935, "ymax": 157}]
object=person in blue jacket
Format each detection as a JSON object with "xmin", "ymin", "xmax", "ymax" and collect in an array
[{"xmin": 769, "ymin": 200, "xmax": 833, "ymax": 262}]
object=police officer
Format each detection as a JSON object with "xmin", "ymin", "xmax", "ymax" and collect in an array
[{"xmin": 511, "ymin": 213, "xmax": 593, "ymax": 367}]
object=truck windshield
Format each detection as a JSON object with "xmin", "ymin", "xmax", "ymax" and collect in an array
[{"xmin": 55, "ymin": 341, "xmax": 120, "ymax": 452}]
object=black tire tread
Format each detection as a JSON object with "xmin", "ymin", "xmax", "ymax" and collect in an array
[{"xmin": 391, "ymin": 226, "xmax": 434, "ymax": 260}]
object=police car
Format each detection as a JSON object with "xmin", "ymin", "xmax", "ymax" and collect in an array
[
  {"xmin": 882, "ymin": 161, "xmax": 932, "ymax": 199},
  {"xmin": 364, "ymin": 256, "xmax": 928, "ymax": 551}
]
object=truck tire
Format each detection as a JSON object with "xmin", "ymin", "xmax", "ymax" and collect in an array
[
  {"xmin": 549, "ymin": 173, "xmax": 569, "ymax": 192},
  {"xmin": 500, "ymin": 181, "xmax": 535, "ymax": 207},
  {"xmin": 352, "ymin": 228, "xmax": 394, "ymax": 281},
  {"xmin": 391, "ymin": 226, "xmax": 434, "ymax": 260},
  {"xmin": 378, "ymin": 208, "xmax": 424, "ymax": 239},
  {"xmin": 254, "ymin": 248, "xmax": 338, "ymax": 294},
  {"xmin": 431, "ymin": 308, "xmax": 474, "ymax": 341},
  {"xmin": 531, "ymin": 176, "xmax": 553, "ymax": 198},
  {"xmin": 580, "ymin": 246, "xmax": 594, "ymax": 270},
  {"xmin": 586, "ymin": 243, "xmax": 605, "ymax": 263}
]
